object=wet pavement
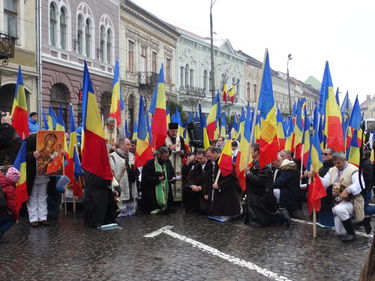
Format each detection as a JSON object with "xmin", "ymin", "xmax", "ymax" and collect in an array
[{"xmin": 1, "ymin": 206, "xmax": 371, "ymax": 281}]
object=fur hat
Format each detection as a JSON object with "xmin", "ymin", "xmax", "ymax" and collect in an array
[
  {"xmin": 6, "ymin": 167, "xmax": 21, "ymax": 183},
  {"xmin": 168, "ymin": 122, "xmax": 178, "ymax": 130}
]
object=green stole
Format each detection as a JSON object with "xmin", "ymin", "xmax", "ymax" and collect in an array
[{"xmin": 151, "ymin": 157, "xmax": 169, "ymax": 214}]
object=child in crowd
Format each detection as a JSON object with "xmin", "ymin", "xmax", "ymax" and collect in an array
[{"xmin": 0, "ymin": 167, "xmax": 21, "ymax": 243}]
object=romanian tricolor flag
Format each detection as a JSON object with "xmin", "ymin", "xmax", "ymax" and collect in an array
[
  {"xmin": 206, "ymin": 92, "xmax": 221, "ymax": 141},
  {"xmin": 220, "ymin": 112, "xmax": 227, "ymax": 138},
  {"xmin": 257, "ymin": 50, "xmax": 280, "ymax": 167},
  {"xmin": 132, "ymin": 120, "xmax": 138, "ymax": 140},
  {"xmin": 347, "ymin": 130, "xmax": 360, "ymax": 167},
  {"xmin": 42, "ymin": 110, "xmax": 49, "ymax": 130},
  {"xmin": 218, "ymin": 140, "xmax": 233, "ymax": 177},
  {"xmin": 254, "ymin": 112, "xmax": 261, "ymax": 143},
  {"xmin": 13, "ymin": 141, "xmax": 28, "ymax": 212},
  {"xmin": 321, "ymin": 61, "xmax": 344, "ymax": 152},
  {"xmin": 65, "ymin": 104, "xmax": 82, "ymax": 197},
  {"xmin": 109, "ymin": 60, "xmax": 122, "ymax": 126},
  {"xmin": 302, "ymin": 108, "xmax": 311, "ymax": 169},
  {"xmin": 11, "ymin": 66, "xmax": 29, "ymax": 139},
  {"xmin": 56, "ymin": 105, "xmax": 65, "ymax": 131},
  {"xmin": 230, "ymin": 115, "xmax": 239, "ymax": 140},
  {"xmin": 222, "ymin": 82, "xmax": 228, "ymax": 103},
  {"xmin": 135, "ymin": 96, "xmax": 153, "ymax": 168},
  {"xmin": 235, "ymin": 105, "xmax": 252, "ymax": 191},
  {"xmin": 276, "ymin": 108, "xmax": 286, "ymax": 150},
  {"xmin": 228, "ymin": 86, "xmax": 235, "ymax": 103},
  {"xmin": 238, "ymin": 107, "xmax": 246, "ymax": 140},
  {"xmin": 284, "ymin": 117, "xmax": 294, "ymax": 151},
  {"xmin": 198, "ymin": 104, "xmax": 210, "ymax": 149},
  {"xmin": 293, "ymin": 99, "xmax": 304, "ymax": 159},
  {"xmin": 81, "ymin": 61, "xmax": 113, "ymax": 180},
  {"xmin": 348, "ymin": 95, "xmax": 363, "ymax": 147},
  {"xmin": 166, "ymin": 105, "xmax": 171, "ymax": 129},
  {"xmin": 149, "ymin": 64, "xmax": 167, "ymax": 150},
  {"xmin": 307, "ymin": 131, "xmax": 326, "ymax": 213},
  {"xmin": 48, "ymin": 105, "xmax": 57, "ymax": 130}
]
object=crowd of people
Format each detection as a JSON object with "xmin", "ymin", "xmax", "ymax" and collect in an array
[{"xmin": 0, "ymin": 111, "xmax": 374, "ymax": 247}]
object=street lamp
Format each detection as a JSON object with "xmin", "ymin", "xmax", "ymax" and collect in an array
[
  {"xmin": 287, "ymin": 53, "xmax": 293, "ymax": 116},
  {"xmin": 210, "ymin": 0, "xmax": 217, "ymax": 104}
]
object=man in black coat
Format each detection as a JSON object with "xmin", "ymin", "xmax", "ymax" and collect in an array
[
  {"xmin": 185, "ymin": 149, "xmax": 210, "ymax": 214},
  {"xmin": 244, "ymin": 144, "xmax": 290, "ymax": 227},
  {"xmin": 206, "ymin": 146, "xmax": 241, "ymax": 217},
  {"xmin": 139, "ymin": 146, "xmax": 175, "ymax": 214}
]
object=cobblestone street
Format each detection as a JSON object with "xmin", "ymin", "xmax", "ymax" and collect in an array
[{"xmin": 1, "ymin": 207, "xmax": 371, "ymax": 281}]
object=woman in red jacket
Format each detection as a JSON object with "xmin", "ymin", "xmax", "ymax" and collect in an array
[{"xmin": 0, "ymin": 167, "xmax": 20, "ymax": 243}]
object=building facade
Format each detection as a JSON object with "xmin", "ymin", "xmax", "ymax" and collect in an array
[
  {"xmin": 361, "ymin": 95, "xmax": 375, "ymax": 119},
  {"xmin": 0, "ymin": 0, "xmax": 38, "ymax": 114},
  {"xmin": 42, "ymin": 0, "xmax": 120, "ymax": 127},
  {"xmin": 175, "ymin": 27, "xmax": 246, "ymax": 115},
  {"xmin": 119, "ymin": 0, "xmax": 179, "ymax": 130}
]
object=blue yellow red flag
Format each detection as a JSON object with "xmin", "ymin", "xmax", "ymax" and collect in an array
[
  {"xmin": 206, "ymin": 92, "xmax": 221, "ymax": 141},
  {"xmin": 11, "ymin": 66, "xmax": 29, "ymax": 139},
  {"xmin": 81, "ymin": 61, "xmax": 113, "ymax": 180},
  {"xmin": 109, "ymin": 60, "xmax": 122, "ymax": 125},
  {"xmin": 135, "ymin": 96, "xmax": 153, "ymax": 168},
  {"xmin": 13, "ymin": 141, "xmax": 28, "ymax": 212}
]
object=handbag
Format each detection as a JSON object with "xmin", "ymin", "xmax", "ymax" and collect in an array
[{"xmin": 353, "ymin": 194, "xmax": 365, "ymax": 222}]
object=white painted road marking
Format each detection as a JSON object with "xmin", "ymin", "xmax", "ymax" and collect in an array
[{"xmin": 144, "ymin": 226, "xmax": 293, "ymax": 281}]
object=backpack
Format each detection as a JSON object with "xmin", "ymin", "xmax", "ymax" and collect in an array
[{"xmin": 0, "ymin": 185, "xmax": 7, "ymax": 213}]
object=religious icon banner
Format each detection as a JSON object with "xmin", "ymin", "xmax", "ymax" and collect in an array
[{"xmin": 36, "ymin": 130, "xmax": 65, "ymax": 176}]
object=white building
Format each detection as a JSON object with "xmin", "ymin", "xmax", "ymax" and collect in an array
[{"xmin": 175, "ymin": 26, "xmax": 246, "ymax": 115}]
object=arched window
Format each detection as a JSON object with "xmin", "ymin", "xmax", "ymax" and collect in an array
[
  {"xmin": 60, "ymin": 8, "xmax": 67, "ymax": 50},
  {"xmin": 185, "ymin": 64, "xmax": 189, "ymax": 87},
  {"xmin": 128, "ymin": 94, "xmax": 135, "ymax": 134},
  {"xmin": 100, "ymin": 91, "xmax": 112, "ymax": 120},
  {"xmin": 106, "ymin": 29, "xmax": 112, "ymax": 63},
  {"xmin": 180, "ymin": 66, "xmax": 184, "ymax": 87},
  {"xmin": 85, "ymin": 18, "xmax": 91, "ymax": 57},
  {"xmin": 190, "ymin": 69, "xmax": 194, "ymax": 88},
  {"xmin": 246, "ymin": 82, "xmax": 251, "ymax": 101},
  {"xmin": 99, "ymin": 25, "xmax": 105, "ymax": 62},
  {"xmin": 50, "ymin": 83, "xmax": 70, "ymax": 126},
  {"xmin": 203, "ymin": 70, "xmax": 208, "ymax": 91},
  {"xmin": 77, "ymin": 15, "xmax": 84, "ymax": 54},
  {"xmin": 49, "ymin": 3, "xmax": 57, "ymax": 46}
]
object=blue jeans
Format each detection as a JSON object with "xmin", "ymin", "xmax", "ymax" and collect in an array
[
  {"xmin": 0, "ymin": 213, "xmax": 15, "ymax": 234},
  {"xmin": 364, "ymin": 192, "xmax": 375, "ymax": 216}
]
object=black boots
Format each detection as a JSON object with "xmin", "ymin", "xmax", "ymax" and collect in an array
[
  {"xmin": 363, "ymin": 216, "xmax": 372, "ymax": 234},
  {"xmin": 341, "ymin": 219, "xmax": 356, "ymax": 243},
  {"xmin": 278, "ymin": 208, "xmax": 291, "ymax": 227}
]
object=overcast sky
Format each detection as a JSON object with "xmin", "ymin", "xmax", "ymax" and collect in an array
[{"xmin": 132, "ymin": 0, "xmax": 375, "ymax": 104}]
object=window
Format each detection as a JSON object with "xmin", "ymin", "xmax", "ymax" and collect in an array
[
  {"xmin": 189, "ymin": 68, "xmax": 193, "ymax": 87},
  {"xmin": 180, "ymin": 66, "xmax": 184, "ymax": 87},
  {"xmin": 152, "ymin": 51, "xmax": 157, "ymax": 73},
  {"xmin": 99, "ymin": 25, "xmax": 105, "ymax": 61},
  {"xmin": 49, "ymin": 3, "xmax": 57, "ymax": 46},
  {"xmin": 246, "ymin": 82, "xmax": 251, "ymax": 101},
  {"xmin": 106, "ymin": 29, "xmax": 112, "ymax": 63},
  {"xmin": 4, "ymin": 0, "xmax": 17, "ymax": 37},
  {"xmin": 128, "ymin": 41, "xmax": 134, "ymax": 72},
  {"xmin": 60, "ymin": 8, "xmax": 67, "ymax": 49},
  {"xmin": 77, "ymin": 15, "xmax": 84, "ymax": 54},
  {"xmin": 203, "ymin": 70, "xmax": 208, "ymax": 91},
  {"xmin": 185, "ymin": 64, "xmax": 189, "ymax": 87},
  {"xmin": 85, "ymin": 19, "xmax": 91, "ymax": 57},
  {"xmin": 166, "ymin": 58, "xmax": 171, "ymax": 84},
  {"xmin": 140, "ymin": 46, "xmax": 147, "ymax": 72}
]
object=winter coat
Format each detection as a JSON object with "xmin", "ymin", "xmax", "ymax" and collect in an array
[
  {"xmin": 0, "ymin": 173, "xmax": 19, "ymax": 220},
  {"xmin": 0, "ymin": 123, "xmax": 21, "ymax": 166},
  {"xmin": 28, "ymin": 117, "xmax": 39, "ymax": 133},
  {"xmin": 319, "ymin": 159, "xmax": 335, "ymax": 211},
  {"xmin": 206, "ymin": 160, "xmax": 241, "ymax": 217},
  {"xmin": 273, "ymin": 160, "xmax": 302, "ymax": 212}
]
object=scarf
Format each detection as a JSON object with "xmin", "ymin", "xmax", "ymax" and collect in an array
[{"xmin": 151, "ymin": 157, "xmax": 169, "ymax": 214}]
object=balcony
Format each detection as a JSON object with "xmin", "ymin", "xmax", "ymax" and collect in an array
[
  {"xmin": 178, "ymin": 85, "xmax": 206, "ymax": 98},
  {"xmin": 138, "ymin": 71, "xmax": 158, "ymax": 86},
  {"xmin": 0, "ymin": 33, "xmax": 16, "ymax": 60}
]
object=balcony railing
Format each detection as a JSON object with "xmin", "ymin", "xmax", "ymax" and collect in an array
[
  {"xmin": 138, "ymin": 71, "xmax": 158, "ymax": 86},
  {"xmin": 178, "ymin": 85, "xmax": 206, "ymax": 98},
  {"xmin": 0, "ymin": 33, "xmax": 16, "ymax": 60}
]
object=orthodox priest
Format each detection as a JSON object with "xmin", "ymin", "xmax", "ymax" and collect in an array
[
  {"xmin": 165, "ymin": 122, "xmax": 185, "ymax": 201},
  {"xmin": 139, "ymin": 146, "xmax": 175, "ymax": 214}
]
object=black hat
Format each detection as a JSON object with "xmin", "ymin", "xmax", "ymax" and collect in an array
[{"xmin": 168, "ymin": 122, "xmax": 178, "ymax": 130}]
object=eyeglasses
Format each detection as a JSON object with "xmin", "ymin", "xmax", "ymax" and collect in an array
[{"xmin": 322, "ymin": 153, "xmax": 331, "ymax": 156}]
